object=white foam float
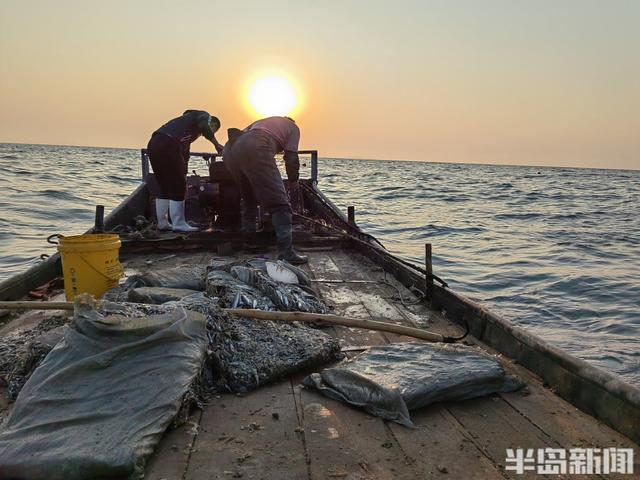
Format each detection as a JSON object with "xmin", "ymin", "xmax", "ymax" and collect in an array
[{"xmin": 266, "ymin": 260, "xmax": 299, "ymax": 284}]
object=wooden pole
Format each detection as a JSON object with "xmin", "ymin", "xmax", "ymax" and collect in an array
[
  {"xmin": 347, "ymin": 206, "xmax": 355, "ymax": 225},
  {"xmin": 0, "ymin": 302, "xmax": 448, "ymax": 343},
  {"xmin": 425, "ymin": 243, "xmax": 433, "ymax": 299},
  {"xmin": 226, "ymin": 308, "xmax": 446, "ymax": 343},
  {"xmin": 0, "ymin": 301, "xmax": 74, "ymax": 310}
]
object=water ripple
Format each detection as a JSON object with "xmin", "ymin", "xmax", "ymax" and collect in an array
[{"xmin": 1, "ymin": 143, "xmax": 639, "ymax": 386}]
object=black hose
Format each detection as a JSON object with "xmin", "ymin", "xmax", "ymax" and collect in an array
[{"xmin": 442, "ymin": 318, "xmax": 470, "ymax": 342}]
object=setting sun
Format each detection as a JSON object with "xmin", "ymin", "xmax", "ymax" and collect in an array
[{"xmin": 247, "ymin": 75, "xmax": 299, "ymax": 117}]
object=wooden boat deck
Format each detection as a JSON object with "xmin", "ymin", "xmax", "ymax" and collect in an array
[{"xmin": 111, "ymin": 247, "xmax": 635, "ymax": 480}]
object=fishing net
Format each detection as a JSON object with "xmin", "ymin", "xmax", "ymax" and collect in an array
[
  {"xmin": 0, "ymin": 255, "xmax": 340, "ymax": 478},
  {"xmin": 5, "ymin": 327, "xmax": 65, "ymax": 401},
  {"xmin": 207, "ymin": 258, "xmax": 326, "ymax": 313},
  {"xmin": 304, "ymin": 342, "xmax": 524, "ymax": 427},
  {"xmin": 102, "ymin": 257, "xmax": 341, "ymax": 393},
  {"xmin": 0, "ymin": 315, "xmax": 70, "ymax": 402},
  {"xmin": 167, "ymin": 296, "xmax": 341, "ymax": 393},
  {"xmin": 206, "ymin": 268, "xmax": 276, "ymax": 310},
  {"xmin": 3, "ymin": 259, "xmax": 337, "ymax": 403}
]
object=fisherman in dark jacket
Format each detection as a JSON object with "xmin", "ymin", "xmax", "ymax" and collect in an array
[
  {"xmin": 223, "ymin": 116, "xmax": 307, "ymax": 264},
  {"xmin": 147, "ymin": 110, "xmax": 224, "ymax": 232}
]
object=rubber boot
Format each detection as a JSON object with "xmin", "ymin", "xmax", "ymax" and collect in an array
[
  {"xmin": 272, "ymin": 209, "xmax": 308, "ymax": 265},
  {"xmin": 155, "ymin": 198, "xmax": 172, "ymax": 231},
  {"xmin": 241, "ymin": 201, "xmax": 258, "ymax": 234},
  {"xmin": 169, "ymin": 200, "xmax": 198, "ymax": 232},
  {"xmin": 240, "ymin": 202, "xmax": 260, "ymax": 250}
]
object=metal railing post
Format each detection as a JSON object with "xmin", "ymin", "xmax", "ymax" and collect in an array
[
  {"xmin": 310, "ymin": 150, "xmax": 318, "ymax": 185},
  {"xmin": 425, "ymin": 243, "xmax": 433, "ymax": 299},
  {"xmin": 94, "ymin": 205, "xmax": 105, "ymax": 233},
  {"xmin": 140, "ymin": 149, "xmax": 150, "ymax": 182}
]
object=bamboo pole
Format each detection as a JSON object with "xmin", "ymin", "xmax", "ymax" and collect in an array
[
  {"xmin": 0, "ymin": 301, "xmax": 449, "ymax": 343},
  {"xmin": 225, "ymin": 308, "xmax": 446, "ymax": 343},
  {"xmin": 0, "ymin": 301, "xmax": 74, "ymax": 310}
]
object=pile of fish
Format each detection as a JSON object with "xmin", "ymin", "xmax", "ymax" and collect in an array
[
  {"xmin": 0, "ymin": 315, "xmax": 69, "ymax": 402},
  {"xmin": 207, "ymin": 258, "xmax": 329, "ymax": 313},
  {"xmin": 2, "ymin": 258, "xmax": 340, "ymax": 404},
  {"xmin": 170, "ymin": 296, "xmax": 340, "ymax": 392}
]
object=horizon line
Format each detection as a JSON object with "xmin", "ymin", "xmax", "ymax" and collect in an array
[{"xmin": 0, "ymin": 140, "xmax": 638, "ymax": 173}]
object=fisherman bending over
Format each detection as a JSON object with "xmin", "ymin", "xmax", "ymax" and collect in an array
[
  {"xmin": 147, "ymin": 110, "xmax": 224, "ymax": 232},
  {"xmin": 223, "ymin": 116, "xmax": 307, "ymax": 264}
]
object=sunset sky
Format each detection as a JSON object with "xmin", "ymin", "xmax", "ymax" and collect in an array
[{"xmin": 1, "ymin": 0, "xmax": 638, "ymax": 169}]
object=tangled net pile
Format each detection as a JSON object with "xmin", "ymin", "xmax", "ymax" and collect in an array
[{"xmin": 2, "ymin": 258, "xmax": 342, "ymax": 403}]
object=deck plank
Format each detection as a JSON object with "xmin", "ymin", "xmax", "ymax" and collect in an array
[
  {"xmin": 498, "ymin": 363, "xmax": 639, "ymax": 455},
  {"xmin": 307, "ymin": 252, "xmax": 387, "ymax": 347},
  {"xmin": 321, "ymin": 250, "xmax": 509, "ymax": 478},
  {"xmin": 299, "ymin": 253, "xmax": 426, "ymax": 478},
  {"xmin": 445, "ymin": 397, "xmax": 560, "ymax": 479},
  {"xmin": 185, "ymin": 381, "xmax": 309, "ymax": 480},
  {"xmin": 327, "ymin": 250, "xmax": 551, "ymax": 479},
  {"xmin": 329, "ymin": 251, "xmax": 640, "ymax": 446},
  {"xmin": 389, "ymin": 406, "xmax": 507, "ymax": 479},
  {"xmin": 298, "ymin": 387, "xmax": 421, "ymax": 480},
  {"xmin": 327, "ymin": 250, "xmax": 423, "ymax": 344},
  {"xmin": 145, "ymin": 410, "xmax": 203, "ymax": 480}
]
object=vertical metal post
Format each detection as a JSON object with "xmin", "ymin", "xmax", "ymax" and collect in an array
[
  {"xmin": 347, "ymin": 206, "xmax": 355, "ymax": 225},
  {"xmin": 425, "ymin": 243, "xmax": 433, "ymax": 299},
  {"xmin": 310, "ymin": 150, "xmax": 318, "ymax": 185},
  {"xmin": 140, "ymin": 149, "xmax": 150, "ymax": 182},
  {"xmin": 94, "ymin": 205, "xmax": 105, "ymax": 233}
]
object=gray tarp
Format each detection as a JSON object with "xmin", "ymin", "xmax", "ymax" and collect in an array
[
  {"xmin": 123, "ymin": 264, "xmax": 207, "ymax": 291},
  {"xmin": 0, "ymin": 301, "xmax": 207, "ymax": 480},
  {"xmin": 304, "ymin": 342, "xmax": 524, "ymax": 427},
  {"xmin": 127, "ymin": 286, "xmax": 201, "ymax": 304}
]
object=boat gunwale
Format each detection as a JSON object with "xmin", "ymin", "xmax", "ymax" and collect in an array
[
  {"xmin": 307, "ymin": 184, "xmax": 640, "ymax": 444},
  {"xmin": 0, "ymin": 183, "xmax": 149, "ymax": 302}
]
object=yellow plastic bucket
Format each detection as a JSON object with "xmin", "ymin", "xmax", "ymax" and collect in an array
[{"xmin": 57, "ymin": 234, "xmax": 123, "ymax": 300}]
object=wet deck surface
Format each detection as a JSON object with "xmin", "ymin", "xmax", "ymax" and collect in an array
[
  {"xmin": 1, "ymin": 248, "xmax": 637, "ymax": 479},
  {"xmin": 135, "ymin": 249, "xmax": 635, "ymax": 480}
]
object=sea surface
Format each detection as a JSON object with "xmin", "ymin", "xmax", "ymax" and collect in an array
[{"xmin": 1, "ymin": 143, "xmax": 639, "ymax": 386}]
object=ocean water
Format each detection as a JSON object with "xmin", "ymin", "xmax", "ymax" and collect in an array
[{"xmin": 1, "ymin": 143, "xmax": 639, "ymax": 386}]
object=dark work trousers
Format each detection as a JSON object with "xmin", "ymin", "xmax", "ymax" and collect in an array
[
  {"xmin": 223, "ymin": 129, "xmax": 291, "ymax": 216},
  {"xmin": 147, "ymin": 133, "xmax": 189, "ymax": 201}
]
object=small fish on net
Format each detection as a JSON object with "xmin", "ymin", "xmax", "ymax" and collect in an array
[
  {"xmin": 230, "ymin": 265, "xmax": 328, "ymax": 313},
  {"xmin": 99, "ymin": 258, "xmax": 339, "ymax": 394},
  {"xmin": 94, "ymin": 296, "xmax": 342, "ymax": 395},
  {"xmin": 0, "ymin": 315, "xmax": 70, "ymax": 402},
  {"xmin": 167, "ymin": 296, "xmax": 342, "ymax": 393},
  {"xmin": 6, "ymin": 327, "xmax": 66, "ymax": 401},
  {"xmin": 206, "ymin": 269, "xmax": 276, "ymax": 310}
]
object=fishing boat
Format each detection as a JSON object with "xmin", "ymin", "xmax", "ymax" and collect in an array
[{"xmin": 0, "ymin": 150, "xmax": 637, "ymax": 479}]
